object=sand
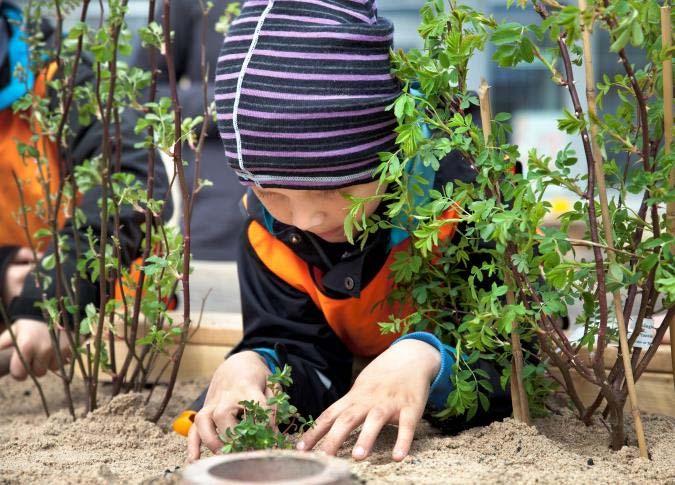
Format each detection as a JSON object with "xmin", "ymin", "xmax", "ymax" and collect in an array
[{"xmin": 0, "ymin": 374, "xmax": 674, "ymax": 484}]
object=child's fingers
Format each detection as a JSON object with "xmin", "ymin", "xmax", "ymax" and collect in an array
[
  {"xmin": 9, "ymin": 347, "xmax": 30, "ymax": 380},
  {"xmin": 193, "ymin": 407, "xmax": 224, "ymax": 453},
  {"xmin": 0, "ymin": 330, "xmax": 12, "ymax": 350},
  {"xmin": 31, "ymin": 354, "xmax": 48, "ymax": 377},
  {"xmin": 12, "ymin": 247, "xmax": 37, "ymax": 263},
  {"xmin": 319, "ymin": 407, "xmax": 368, "ymax": 456},
  {"xmin": 212, "ymin": 405, "xmax": 240, "ymax": 439},
  {"xmin": 297, "ymin": 402, "xmax": 343, "ymax": 451},
  {"xmin": 187, "ymin": 423, "xmax": 202, "ymax": 462},
  {"xmin": 392, "ymin": 406, "xmax": 421, "ymax": 462},
  {"xmin": 352, "ymin": 406, "xmax": 392, "ymax": 460}
]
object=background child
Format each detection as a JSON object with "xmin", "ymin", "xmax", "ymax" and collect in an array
[
  {"xmin": 188, "ymin": 0, "xmax": 509, "ymax": 462},
  {"xmin": 0, "ymin": 1, "xmax": 172, "ymax": 379}
]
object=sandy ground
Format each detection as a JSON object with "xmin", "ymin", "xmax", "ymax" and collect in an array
[{"xmin": 0, "ymin": 374, "xmax": 673, "ymax": 484}]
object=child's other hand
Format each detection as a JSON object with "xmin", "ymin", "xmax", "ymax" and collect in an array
[
  {"xmin": 188, "ymin": 351, "xmax": 271, "ymax": 461},
  {"xmin": 297, "ymin": 339, "xmax": 441, "ymax": 462},
  {"xmin": 0, "ymin": 318, "xmax": 71, "ymax": 379}
]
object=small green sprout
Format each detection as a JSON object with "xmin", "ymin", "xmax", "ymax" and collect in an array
[{"xmin": 220, "ymin": 365, "xmax": 314, "ymax": 453}]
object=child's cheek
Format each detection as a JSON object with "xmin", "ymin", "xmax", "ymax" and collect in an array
[{"xmin": 260, "ymin": 199, "xmax": 293, "ymax": 226}]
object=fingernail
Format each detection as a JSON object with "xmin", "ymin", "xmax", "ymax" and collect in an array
[
  {"xmin": 393, "ymin": 449, "xmax": 406, "ymax": 461},
  {"xmin": 296, "ymin": 441, "xmax": 306, "ymax": 451},
  {"xmin": 353, "ymin": 446, "xmax": 366, "ymax": 459}
]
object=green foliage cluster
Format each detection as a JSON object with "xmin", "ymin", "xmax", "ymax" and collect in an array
[
  {"xmin": 220, "ymin": 365, "xmax": 314, "ymax": 453},
  {"xmin": 9, "ymin": 0, "xmax": 220, "ymax": 416},
  {"xmin": 346, "ymin": 0, "xmax": 673, "ymax": 429}
]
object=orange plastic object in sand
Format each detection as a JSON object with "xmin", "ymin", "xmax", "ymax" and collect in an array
[{"xmin": 173, "ymin": 410, "xmax": 196, "ymax": 437}]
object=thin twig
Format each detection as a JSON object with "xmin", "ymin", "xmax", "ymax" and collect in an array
[
  {"xmin": 478, "ymin": 78, "xmax": 530, "ymax": 424},
  {"xmin": 152, "ymin": 0, "xmax": 195, "ymax": 422},
  {"xmin": 0, "ymin": 303, "xmax": 50, "ymax": 417}
]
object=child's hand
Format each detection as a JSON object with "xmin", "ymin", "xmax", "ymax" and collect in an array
[
  {"xmin": 0, "ymin": 318, "xmax": 71, "ymax": 379},
  {"xmin": 297, "ymin": 339, "xmax": 441, "ymax": 462},
  {"xmin": 2, "ymin": 248, "xmax": 40, "ymax": 305},
  {"xmin": 188, "ymin": 350, "xmax": 271, "ymax": 461}
]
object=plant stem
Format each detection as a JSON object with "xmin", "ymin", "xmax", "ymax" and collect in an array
[
  {"xmin": 478, "ymin": 78, "xmax": 530, "ymax": 424},
  {"xmin": 113, "ymin": 0, "xmax": 159, "ymax": 396},
  {"xmin": 10, "ymin": 170, "xmax": 75, "ymax": 419},
  {"xmin": 578, "ymin": 0, "xmax": 647, "ymax": 457},
  {"xmin": 0, "ymin": 303, "xmax": 50, "ymax": 417},
  {"xmin": 91, "ymin": 0, "xmax": 130, "ymax": 410},
  {"xmin": 566, "ymin": 238, "xmax": 638, "ymax": 258},
  {"xmin": 152, "ymin": 0, "xmax": 194, "ymax": 422}
]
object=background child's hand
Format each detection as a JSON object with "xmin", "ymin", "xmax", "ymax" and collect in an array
[
  {"xmin": 188, "ymin": 350, "xmax": 271, "ymax": 461},
  {"xmin": 2, "ymin": 248, "xmax": 40, "ymax": 305},
  {"xmin": 297, "ymin": 339, "xmax": 441, "ymax": 462},
  {"xmin": 0, "ymin": 318, "xmax": 71, "ymax": 379}
]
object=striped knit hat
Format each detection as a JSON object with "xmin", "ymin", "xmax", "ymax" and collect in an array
[{"xmin": 215, "ymin": 0, "xmax": 400, "ymax": 189}]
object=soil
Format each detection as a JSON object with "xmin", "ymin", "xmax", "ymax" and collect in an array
[{"xmin": 1, "ymin": 374, "xmax": 674, "ymax": 484}]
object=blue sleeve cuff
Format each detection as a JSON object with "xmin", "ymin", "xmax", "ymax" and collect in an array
[
  {"xmin": 392, "ymin": 332, "xmax": 455, "ymax": 410},
  {"xmin": 252, "ymin": 348, "xmax": 280, "ymax": 372}
]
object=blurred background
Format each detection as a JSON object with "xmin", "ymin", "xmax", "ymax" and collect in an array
[
  {"xmin": 15, "ymin": 0, "xmax": 647, "ymax": 315},
  {"xmin": 39, "ymin": 0, "xmax": 644, "ymax": 230}
]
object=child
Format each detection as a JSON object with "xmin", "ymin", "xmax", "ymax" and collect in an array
[{"xmin": 188, "ymin": 0, "xmax": 508, "ymax": 462}]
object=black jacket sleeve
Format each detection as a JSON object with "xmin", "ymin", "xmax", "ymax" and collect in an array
[
  {"xmin": 8, "ymin": 49, "xmax": 172, "ymax": 324},
  {"xmin": 230, "ymin": 221, "xmax": 353, "ymax": 419}
]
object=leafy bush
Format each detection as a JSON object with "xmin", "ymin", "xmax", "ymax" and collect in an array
[{"xmin": 348, "ymin": 0, "xmax": 673, "ymax": 453}]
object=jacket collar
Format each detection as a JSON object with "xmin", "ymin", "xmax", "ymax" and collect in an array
[{"xmin": 242, "ymin": 190, "xmax": 391, "ymax": 298}]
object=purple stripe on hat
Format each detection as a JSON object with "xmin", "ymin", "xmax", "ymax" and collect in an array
[
  {"xmin": 217, "ymin": 106, "xmax": 388, "ymax": 121},
  {"xmin": 218, "ymin": 49, "xmax": 389, "ymax": 62},
  {"xmin": 216, "ymin": 68, "xmax": 393, "ymax": 82},
  {"xmin": 217, "ymin": 105, "xmax": 385, "ymax": 121},
  {"xmin": 219, "ymin": 118, "xmax": 396, "ymax": 139},
  {"xmin": 224, "ymin": 132, "xmax": 395, "ymax": 158},
  {"xmin": 232, "ymin": 14, "xmax": 341, "ymax": 26},
  {"xmin": 225, "ymin": 30, "xmax": 392, "ymax": 43},
  {"xmin": 216, "ymin": 88, "xmax": 394, "ymax": 101},
  {"xmin": 229, "ymin": 156, "xmax": 379, "ymax": 173},
  {"xmin": 244, "ymin": 0, "xmax": 374, "ymax": 24}
]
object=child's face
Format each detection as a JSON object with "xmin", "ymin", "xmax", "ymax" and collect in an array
[{"xmin": 252, "ymin": 181, "xmax": 382, "ymax": 243}]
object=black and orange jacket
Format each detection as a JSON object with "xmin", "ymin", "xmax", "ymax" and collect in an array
[
  {"xmin": 231, "ymin": 147, "xmax": 512, "ymax": 424},
  {"xmin": 0, "ymin": 12, "xmax": 172, "ymax": 324}
]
